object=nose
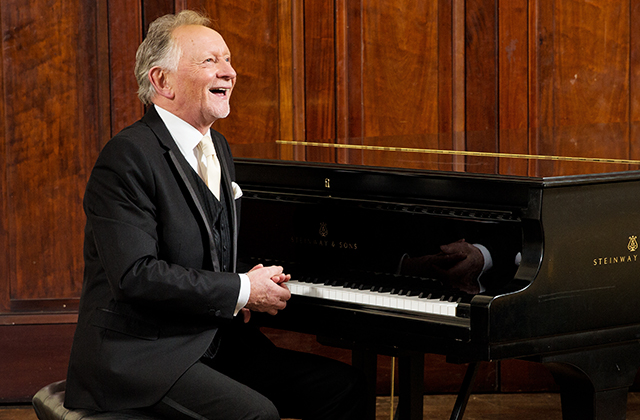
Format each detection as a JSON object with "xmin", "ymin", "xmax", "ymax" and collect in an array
[{"xmin": 219, "ymin": 60, "xmax": 237, "ymax": 80}]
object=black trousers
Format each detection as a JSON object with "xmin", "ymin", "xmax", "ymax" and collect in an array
[{"xmin": 144, "ymin": 323, "xmax": 367, "ymax": 420}]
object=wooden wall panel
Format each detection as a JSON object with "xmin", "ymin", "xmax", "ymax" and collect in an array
[
  {"xmin": 359, "ymin": 1, "xmax": 440, "ymax": 170},
  {"xmin": 0, "ymin": 1, "xmax": 8, "ymax": 313},
  {"xmin": 0, "ymin": 323, "xmax": 76, "ymax": 402},
  {"xmin": 108, "ymin": 0, "xmax": 144, "ymax": 135},
  {"xmin": 451, "ymin": 0, "xmax": 466, "ymax": 171},
  {"xmin": 198, "ymin": 0, "xmax": 281, "ymax": 160},
  {"xmin": 1, "ymin": 0, "xmax": 103, "ymax": 308},
  {"xmin": 304, "ymin": 0, "xmax": 336, "ymax": 163},
  {"xmin": 143, "ymin": 0, "xmax": 177, "ymax": 30},
  {"xmin": 277, "ymin": 0, "xmax": 306, "ymax": 161},
  {"xmin": 534, "ymin": 0, "xmax": 632, "ymax": 176},
  {"xmin": 464, "ymin": 0, "xmax": 499, "ymax": 173},
  {"xmin": 498, "ymin": 0, "xmax": 529, "ymax": 176},
  {"xmin": 500, "ymin": 359, "xmax": 558, "ymax": 393},
  {"xmin": 632, "ymin": 0, "xmax": 640, "ymax": 163},
  {"xmin": 335, "ymin": 0, "xmax": 352, "ymax": 164},
  {"xmin": 436, "ymin": 0, "xmax": 455, "ymax": 171},
  {"xmin": 335, "ymin": 0, "xmax": 365, "ymax": 165}
]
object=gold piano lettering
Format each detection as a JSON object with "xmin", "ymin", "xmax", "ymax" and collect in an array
[
  {"xmin": 291, "ymin": 236, "xmax": 357, "ymax": 251},
  {"xmin": 593, "ymin": 254, "xmax": 638, "ymax": 266}
]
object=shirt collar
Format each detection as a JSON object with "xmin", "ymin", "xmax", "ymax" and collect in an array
[{"xmin": 154, "ymin": 105, "xmax": 207, "ymax": 169}]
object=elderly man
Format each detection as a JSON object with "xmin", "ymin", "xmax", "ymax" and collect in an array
[{"xmin": 65, "ymin": 10, "xmax": 365, "ymax": 420}]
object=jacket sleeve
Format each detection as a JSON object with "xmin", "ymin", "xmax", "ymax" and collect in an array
[{"xmin": 83, "ymin": 132, "xmax": 240, "ymax": 320}]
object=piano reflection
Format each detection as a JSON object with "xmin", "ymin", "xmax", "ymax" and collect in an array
[{"xmin": 235, "ymin": 158, "xmax": 640, "ymax": 420}]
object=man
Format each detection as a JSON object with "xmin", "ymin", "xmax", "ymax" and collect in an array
[{"xmin": 65, "ymin": 10, "xmax": 365, "ymax": 420}]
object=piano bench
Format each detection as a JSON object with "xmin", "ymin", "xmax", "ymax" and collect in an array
[{"xmin": 32, "ymin": 380, "xmax": 160, "ymax": 420}]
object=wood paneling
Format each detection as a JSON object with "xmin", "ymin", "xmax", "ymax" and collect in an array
[
  {"xmin": 263, "ymin": 328, "xmax": 500, "ymax": 395},
  {"xmin": 498, "ymin": 0, "xmax": 529, "ymax": 176},
  {"xmin": 0, "ymin": 1, "xmax": 8, "ymax": 313},
  {"xmin": 0, "ymin": 323, "xmax": 76, "ymax": 402},
  {"xmin": 358, "ymin": 2, "xmax": 440, "ymax": 170},
  {"xmin": 143, "ymin": 0, "xmax": 176, "ymax": 31},
  {"xmin": 534, "ymin": 0, "xmax": 633, "ymax": 176},
  {"xmin": 200, "ymin": 0, "xmax": 281, "ymax": 160},
  {"xmin": 437, "ymin": 0, "xmax": 455, "ymax": 172},
  {"xmin": 465, "ymin": 0, "xmax": 499, "ymax": 173},
  {"xmin": 1, "ymin": 0, "xmax": 103, "ymax": 308},
  {"xmin": 633, "ymin": 1, "xmax": 640, "ymax": 167},
  {"xmin": 343, "ymin": 0, "xmax": 365, "ymax": 165},
  {"xmin": 501, "ymin": 359, "xmax": 558, "ymax": 393},
  {"xmin": 108, "ymin": 0, "xmax": 144, "ymax": 134},
  {"xmin": 304, "ymin": 0, "xmax": 336, "ymax": 163},
  {"xmin": 451, "ymin": 0, "xmax": 466, "ymax": 172}
]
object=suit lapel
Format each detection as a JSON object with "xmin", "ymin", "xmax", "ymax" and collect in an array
[{"xmin": 142, "ymin": 107, "xmax": 221, "ymax": 270}]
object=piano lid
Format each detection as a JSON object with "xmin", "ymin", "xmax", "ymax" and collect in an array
[{"xmin": 229, "ymin": 129, "xmax": 640, "ymax": 179}]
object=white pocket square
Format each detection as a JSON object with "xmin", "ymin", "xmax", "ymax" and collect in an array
[{"xmin": 232, "ymin": 182, "xmax": 243, "ymax": 199}]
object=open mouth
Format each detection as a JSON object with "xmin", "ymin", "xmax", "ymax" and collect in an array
[{"xmin": 209, "ymin": 87, "xmax": 229, "ymax": 97}]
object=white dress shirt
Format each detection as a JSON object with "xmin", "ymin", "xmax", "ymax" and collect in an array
[{"xmin": 155, "ymin": 105, "xmax": 250, "ymax": 315}]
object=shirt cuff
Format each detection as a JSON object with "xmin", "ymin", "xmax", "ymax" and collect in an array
[
  {"xmin": 473, "ymin": 243, "xmax": 493, "ymax": 293},
  {"xmin": 473, "ymin": 243, "xmax": 493, "ymax": 272},
  {"xmin": 234, "ymin": 273, "xmax": 250, "ymax": 316}
]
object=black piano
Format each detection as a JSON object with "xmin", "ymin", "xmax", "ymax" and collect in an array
[{"xmin": 235, "ymin": 158, "xmax": 640, "ymax": 420}]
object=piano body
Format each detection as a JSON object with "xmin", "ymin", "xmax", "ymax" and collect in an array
[{"xmin": 235, "ymin": 158, "xmax": 640, "ymax": 420}]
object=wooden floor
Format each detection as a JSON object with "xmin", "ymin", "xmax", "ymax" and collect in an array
[{"xmin": 6, "ymin": 393, "xmax": 640, "ymax": 419}]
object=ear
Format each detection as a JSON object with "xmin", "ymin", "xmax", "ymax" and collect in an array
[{"xmin": 149, "ymin": 66, "xmax": 175, "ymax": 100}]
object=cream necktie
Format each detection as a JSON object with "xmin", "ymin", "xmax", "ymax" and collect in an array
[{"xmin": 197, "ymin": 134, "xmax": 221, "ymax": 200}]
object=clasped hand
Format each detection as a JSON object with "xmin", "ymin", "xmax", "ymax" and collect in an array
[
  {"xmin": 401, "ymin": 239, "xmax": 484, "ymax": 294},
  {"xmin": 241, "ymin": 264, "xmax": 291, "ymax": 323}
]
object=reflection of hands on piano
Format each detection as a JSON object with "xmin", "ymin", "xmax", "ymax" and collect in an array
[
  {"xmin": 400, "ymin": 239, "xmax": 484, "ymax": 295},
  {"xmin": 245, "ymin": 264, "xmax": 292, "ymax": 317}
]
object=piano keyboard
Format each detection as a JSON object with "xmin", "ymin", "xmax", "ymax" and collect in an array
[{"xmin": 286, "ymin": 276, "xmax": 469, "ymax": 317}]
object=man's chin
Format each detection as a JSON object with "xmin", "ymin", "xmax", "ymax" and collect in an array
[{"xmin": 213, "ymin": 107, "xmax": 231, "ymax": 120}]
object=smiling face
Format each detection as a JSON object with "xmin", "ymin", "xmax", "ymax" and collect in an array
[{"xmin": 164, "ymin": 25, "xmax": 237, "ymax": 133}]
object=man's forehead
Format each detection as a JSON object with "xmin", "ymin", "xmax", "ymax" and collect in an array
[{"xmin": 173, "ymin": 25, "xmax": 229, "ymax": 53}]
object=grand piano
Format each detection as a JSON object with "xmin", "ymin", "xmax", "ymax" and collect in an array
[{"xmin": 235, "ymin": 157, "xmax": 640, "ymax": 420}]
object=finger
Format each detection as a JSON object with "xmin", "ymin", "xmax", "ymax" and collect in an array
[
  {"xmin": 262, "ymin": 265, "xmax": 285, "ymax": 278},
  {"xmin": 271, "ymin": 274, "xmax": 285, "ymax": 283},
  {"xmin": 278, "ymin": 282, "xmax": 290, "ymax": 291},
  {"xmin": 271, "ymin": 273, "xmax": 291, "ymax": 284},
  {"xmin": 269, "ymin": 300, "xmax": 287, "ymax": 315},
  {"xmin": 248, "ymin": 264, "xmax": 264, "ymax": 272},
  {"xmin": 276, "ymin": 285, "xmax": 291, "ymax": 300},
  {"xmin": 241, "ymin": 308, "xmax": 251, "ymax": 323}
]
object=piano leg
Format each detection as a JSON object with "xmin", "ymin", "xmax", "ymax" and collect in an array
[
  {"xmin": 449, "ymin": 362, "xmax": 480, "ymax": 420},
  {"xmin": 395, "ymin": 352, "xmax": 425, "ymax": 420},
  {"xmin": 542, "ymin": 341, "xmax": 640, "ymax": 420},
  {"xmin": 352, "ymin": 348, "xmax": 378, "ymax": 420}
]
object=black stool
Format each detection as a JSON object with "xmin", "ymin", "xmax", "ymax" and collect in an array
[{"xmin": 32, "ymin": 380, "xmax": 160, "ymax": 420}]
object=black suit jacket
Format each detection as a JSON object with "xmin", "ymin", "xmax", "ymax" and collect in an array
[{"xmin": 65, "ymin": 107, "xmax": 242, "ymax": 411}]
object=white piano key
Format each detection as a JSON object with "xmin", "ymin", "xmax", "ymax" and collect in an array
[{"xmin": 286, "ymin": 280, "xmax": 458, "ymax": 317}]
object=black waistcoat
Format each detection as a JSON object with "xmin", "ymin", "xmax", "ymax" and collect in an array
[{"xmin": 183, "ymin": 166, "xmax": 233, "ymax": 273}]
